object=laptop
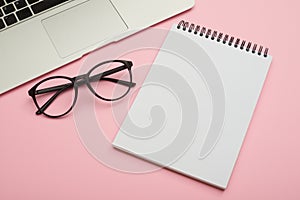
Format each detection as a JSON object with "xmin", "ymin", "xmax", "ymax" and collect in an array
[{"xmin": 0, "ymin": 0, "xmax": 194, "ymax": 94}]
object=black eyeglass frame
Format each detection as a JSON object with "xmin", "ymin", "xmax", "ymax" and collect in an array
[{"xmin": 28, "ymin": 60, "xmax": 136, "ymax": 118}]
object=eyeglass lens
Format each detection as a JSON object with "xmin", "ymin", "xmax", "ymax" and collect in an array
[
  {"xmin": 88, "ymin": 61, "xmax": 131, "ymax": 101},
  {"xmin": 35, "ymin": 77, "xmax": 75, "ymax": 117}
]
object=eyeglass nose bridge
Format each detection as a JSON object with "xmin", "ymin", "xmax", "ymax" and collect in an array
[{"xmin": 72, "ymin": 74, "xmax": 89, "ymax": 87}]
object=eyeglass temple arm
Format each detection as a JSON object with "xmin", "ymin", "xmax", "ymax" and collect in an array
[
  {"xmin": 88, "ymin": 76, "xmax": 136, "ymax": 87},
  {"xmin": 86, "ymin": 63, "xmax": 135, "ymax": 87},
  {"xmin": 35, "ymin": 77, "xmax": 135, "ymax": 95},
  {"xmin": 33, "ymin": 84, "xmax": 73, "ymax": 95},
  {"xmin": 102, "ymin": 77, "xmax": 136, "ymax": 87}
]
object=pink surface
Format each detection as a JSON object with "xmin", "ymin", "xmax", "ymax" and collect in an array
[{"xmin": 1, "ymin": 0, "xmax": 300, "ymax": 199}]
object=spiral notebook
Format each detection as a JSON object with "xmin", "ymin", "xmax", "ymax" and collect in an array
[{"xmin": 113, "ymin": 20, "xmax": 272, "ymax": 189}]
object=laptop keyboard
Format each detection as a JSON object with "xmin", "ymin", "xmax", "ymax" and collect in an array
[{"xmin": 0, "ymin": 0, "xmax": 70, "ymax": 31}]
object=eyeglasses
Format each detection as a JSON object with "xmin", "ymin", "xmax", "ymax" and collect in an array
[{"xmin": 28, "ymin": 60, "xmax": 136, "ymax": 118}]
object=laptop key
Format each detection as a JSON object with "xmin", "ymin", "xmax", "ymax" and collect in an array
[
  {"xmin": 0, "ymin": 0, "xmax": 5, "ymax": 7},
  {"xmin": 31, "ymin": 0, "xmax": 69, "ymax": 14},
  {"xmin": 3, "ymin": 4, "xmax": 15, "ymax": 15},
  {"xmin": 27, "ymin": 0, "xmax": 39, "ymax": 5},
  {"xmin": 16, "ymin": 7, "xmax": 32, "ymax": 20},
  {"xmin": 4, "ymin": 13, "xmax": 17, "ymax": 26},
  {"xmin": 0, "ymin": 9, "xmax": 3, "ymax": 17},
  {"xmin": 6, "ymin": 0, "xmax": 16, "ymax": 4},
  {"xmin": 0, "ymin": 18, "xmax": 5, "ymax": 29},
  {"xmin": 15, "ymin": 0, "xmax": 27, "ymax": 9},
  {"xmin": 6, "ymin": 0, "xmax": 17, "ymax": 3}
]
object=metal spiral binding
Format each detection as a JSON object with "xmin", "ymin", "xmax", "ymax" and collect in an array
[{"xmin": 177, "ymin": 20, "xmax": 269, "ymax": 57}]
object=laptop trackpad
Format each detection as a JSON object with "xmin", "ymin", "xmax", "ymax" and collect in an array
[{"xmin": 42, "ymin": 1, "xmax": 128, "ymax": 58}]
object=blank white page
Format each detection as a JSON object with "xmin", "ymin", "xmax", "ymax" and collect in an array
[{"xmin": 113, "ymin": 23, "xmax": 272, "ymax": 189}]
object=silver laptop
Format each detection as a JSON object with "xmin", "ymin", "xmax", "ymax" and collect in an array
[{"xmin": 0, "ymin": 0, "xmax": 194, "ymax": 94}]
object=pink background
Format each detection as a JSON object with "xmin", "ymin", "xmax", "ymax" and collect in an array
[{"xmin": 1, "ymin": 0, "xmax": 300, "ymax": 199}]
